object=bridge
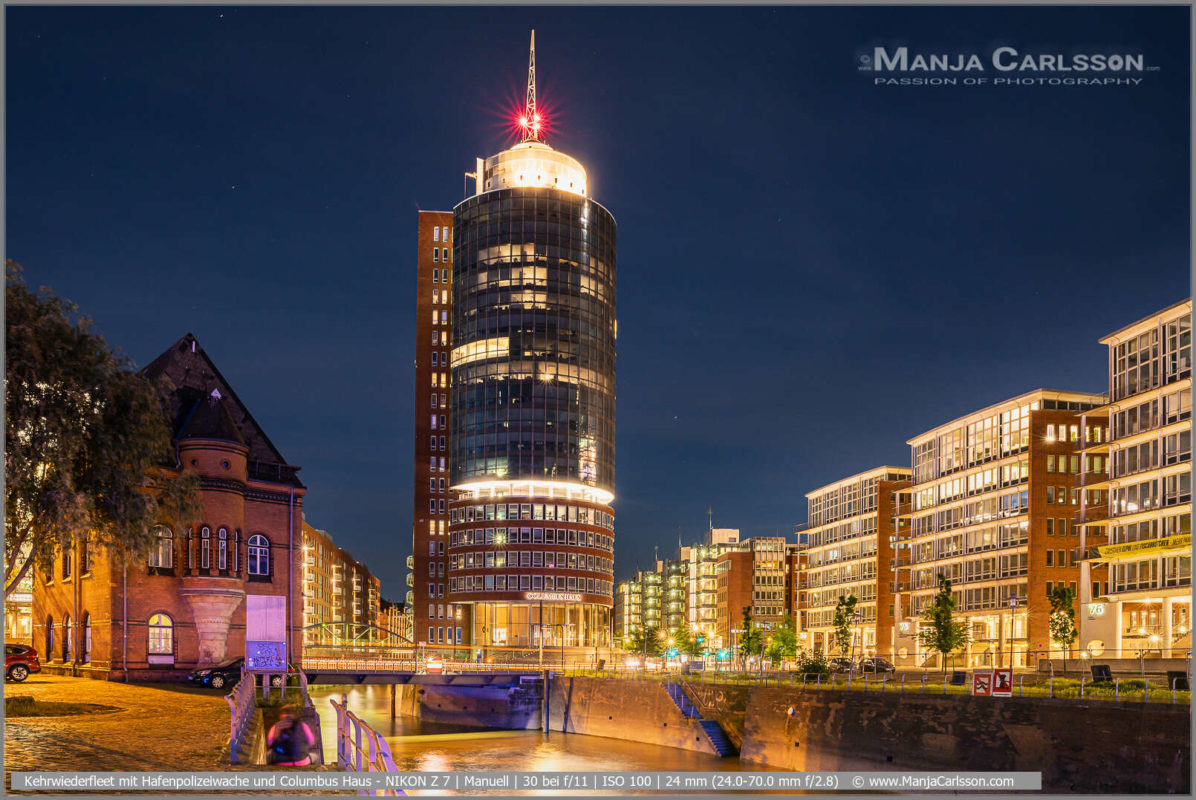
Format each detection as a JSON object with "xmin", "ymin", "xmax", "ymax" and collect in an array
[{"xmin": 301, "ymin": 660, "xmax": 546, "ymax": 686}]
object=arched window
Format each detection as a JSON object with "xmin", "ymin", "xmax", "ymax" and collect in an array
[
  {"xmin": 200, "ymin": 527, "xmax": 211, "ymax": 569},
  {"xmin": 147, "ymin": 613, "xmax": 174, "ymax": 664},
  {"xmin": 62, "ymin": 545, "xmax": 72, "ymax": 579},
  {"xmin": 186, "ymin": 528, "xmax": 194, "ymax": 569},
  {"xmin": 82, "ymin": 613, "xmax": 92, "ymax": 664},
  {"xmin": 149, "ymin": 527, "xmax": 173, "ymax": 568},
  {"xmin": 247, "ymin": 535, "xmax": 269, "ymax": 576},
  {"xmin": 218, "ymin": 527, "xmax": 228, "ymax": 571},
  {"xmin": 62, "ymin": 614, "xmax": 72, "ymax": 662},
  {"xmin": 46, "ymin": 615, "xmax": 54, "ymax": 661}
]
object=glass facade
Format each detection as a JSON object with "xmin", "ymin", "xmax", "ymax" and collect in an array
[
  {"xmin": 447, "ymin": 158, "xmax": 617, "ymax": 650},
  {"xmin": 450, "ymin": 188, "xmax": 616, "ymax": 490}
]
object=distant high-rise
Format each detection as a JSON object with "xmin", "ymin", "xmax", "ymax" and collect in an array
[{"xmin": 447, "ymin": 33, "xmax": 617, "ymax": 650}]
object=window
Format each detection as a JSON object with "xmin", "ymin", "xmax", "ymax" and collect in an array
[
  {"xmin": 62, "ymin": 615, "xmax": 72, "ymax": 662},
  {"xmin": 442, "ymin": 226, "xmax": 449, "ymax": 241},
  {"xmin": 218, "ymin": 528, "xmax": 228, "ymax": 571},
  {"xmin": 201, "ymin": 527, "xmax": 211, "ymax": 569},
  {"xmin": 45, "ymin": 615, "xmax": 54, "ymax": 660},
  {"xmin": 433, "ymin": 248, "xmax": 439, "ymax": 262},
  {"xmin": 149, "ymin": 527, "xmax": 173, "ymax": 568},
  {"xmin": 62, "ymin": 545, "xmax": 72, "ymax": 580},
  {"xmin": 1047, "ymin": 455, "xmax": 1055, "ymax": 473},
  {"xmin": 79, "ymin": 536, "xmax": 90, "ymax": 575},
  {"xmin": 433, "ymin": 226, "xmax": 440, "ymax": 242},
  {"xmin": 247, "ymin": 535, "xmax": 270, "ymax": 576},
  {"xmin": 1046, "ymin": 551, "xmax": 1054, "ymax": 567},
  {"xmin": 82, "ymin": 613, "xmax": 91, "ymax": 664},
  {"xmin": 147, "ymin": 613, "xmax": 174, "ymax": 663}
]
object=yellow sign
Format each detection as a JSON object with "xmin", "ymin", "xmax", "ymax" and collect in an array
[{"xmin": 1097, "ymin": 534, "xmax": 1191, "ymax": 562}]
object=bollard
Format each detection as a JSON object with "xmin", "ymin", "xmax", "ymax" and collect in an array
[
  {"xmin": 1049, "ymin": 676, "xmax": 1054, "ymax": 699},
  {"xmin": 901, "ymin": 674, "xmax": 906, "ymax": 694},
  {"xmin": 1115, "ymin": 678, "xmax": 1120, "ymax": 701},
  {"xmin": 1019, "ymin": 675, "xmax": 1025, "ymax": 698},
  {"xmin": 863, "ymin": 675, "xmax": 868, "ymax": 694},
  {"xmin": 1080, "ymin": 677, "xmax": 1085, "ymax": 699},
  {"xmin": 942, "ymin": 673, "xmax": 948, "ymax": 695},
  {"xmin": 1143, "ymin": 678, "xmax": 1149, "ymax": 703},
  {"xmin": 921, "ymin": 675, "xmax": 927, "ymax": 695},
  {"xmin": 816, "ymin": 674, "xmax": 822, "ymax": 691},
  {"xmin": 1173, "ymin": 677, "xmax": 1179, "ymax": 705}
]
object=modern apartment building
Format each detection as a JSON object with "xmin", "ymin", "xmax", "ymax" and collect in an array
[
  {"xmin": 801, "ymin": 466, "xmax": 912, "ymax": 657},
  {"xmin": 715, "ymin": 537, "xmax": 788, "ymax": 651},
  {"xmin": 1080, "ymin": 300, "xmax": 1191, "ymax": 658},
  {"xmin": 411, "ymin": 210, "xmax": 456, "ymax": 647},
  {"xmin": 301, "ymin": 519, "xmax": 382, "ymax": 648},
  {"xmin": 685, "ymin": 528, "xmax": 741, "ymax": 649},
  {"xmin": 446, "ymin": 36, "xmax": 617, "ymax": 651},
  {"xmin": 901, "ymin": 389, "xmax": 1107, "ymax": 668}
]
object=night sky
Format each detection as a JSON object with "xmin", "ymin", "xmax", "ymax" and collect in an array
[{"xmin": 6, "ymin": 6, "xmax": 1190, "ymax": 598}]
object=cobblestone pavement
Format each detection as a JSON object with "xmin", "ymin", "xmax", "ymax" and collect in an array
[{"xmin": 5, "ymin": 676, "xmax": 350, "ymax": 795}]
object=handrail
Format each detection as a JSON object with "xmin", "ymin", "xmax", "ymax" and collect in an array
[
  {"xmin": 225, "ymin": 668, "xmax": 256, "ymax": 764},
  {"xmin": 329, "ymin": 695, "xmax": 400, "ymax": 796}
]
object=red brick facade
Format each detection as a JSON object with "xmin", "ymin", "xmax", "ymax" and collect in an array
[{"xmin": 33, "ymin": 334, "xmax": 305, "ymax": 679}]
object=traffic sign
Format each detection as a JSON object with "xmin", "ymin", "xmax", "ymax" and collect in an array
[
  {"xmin": 971, "ymin": 669, "xmax": 993, "ymax": 697},
  {"xmin": 992, "ymin": 668, "xmax": 1013, "ymax": 697}
]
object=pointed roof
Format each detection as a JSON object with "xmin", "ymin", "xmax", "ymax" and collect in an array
[
  {"xmin": 178, "ymin": 388, "xmax": 248, "ymax": 446},
  {"xmin": 141, "ymin": 333, "xmax": 303, "ymax": 488}
]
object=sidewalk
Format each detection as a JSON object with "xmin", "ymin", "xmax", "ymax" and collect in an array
[{"xmin": 5, "ymin": 675, "xmax": 232, "ymax": 785}]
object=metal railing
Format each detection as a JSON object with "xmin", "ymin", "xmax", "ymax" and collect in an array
[
  {"xmin": 225, "ymin": 669, "xmax": 257, "ymax": 764},
  {"xmin": 329, "ymin": 694, "xmax": 400, "ymax": 796},
  {"xmin": 548, "ymin": 666, "xmax": 1191, "ymax": 705}
]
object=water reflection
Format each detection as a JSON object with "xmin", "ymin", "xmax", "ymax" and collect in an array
[{"xmin": 308, "ymin": 685, "xmax": 749, "ymax": 794}]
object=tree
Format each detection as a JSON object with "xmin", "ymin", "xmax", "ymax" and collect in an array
[
  {"xmin": 765, "ymin": 615, "xmax": 798, "ymax": 662},
  {"xmin": 737, "ymin": 607, "xmax": 762, "ymax": 662},
  {"xmin": 5, "ymin": 261, "xmax": 200, "ymax": 598},
  {"xmin": 1047, "ymin": 585, "xmax": 1078, "ymax": 658},
  {"xmin": 624, "ymin": 625, "xmax": 663, "ymax": 657},
  {"xmin": 917, "ymin": 575, "xmax": 970, "ymax": 671},
  {"xmin": 673, "ymin": 626, "xmax": 705, "ymax": 659},
  {"xmin": 831, "ymin": 594, "xmax": 859, "ymax": 657}
]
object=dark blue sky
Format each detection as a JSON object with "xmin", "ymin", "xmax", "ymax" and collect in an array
[{"xmin": 7, "ymin": 6, "xmax": 1190, "ymax": 598}]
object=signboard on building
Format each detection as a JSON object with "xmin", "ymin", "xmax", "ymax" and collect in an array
[
  {"xmin": 1086, "ymin": 602, "xmax": 1106, "ymax": 620},
  {"xmin": 1097, "ymin": 534, "xmax": 1191, "ymax": 561},
  {"xmin": 245, "ymin": 595, "xmax": 286, "ymax": 671},
  {"xmin": 992, "ymin": 668, "xmax": 1013, "ymax": 697},
  {"xmin": 971, "ymin": 669, "xmax": 993, "ymax": 697},
  {"xmin": 524, "ymin": 592, "xmax": 582, "ymax": 603}
]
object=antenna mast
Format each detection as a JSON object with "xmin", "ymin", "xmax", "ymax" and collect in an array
[{"xmin": 522, "ymin": 30, "xmax": 541, "ymax": 142}]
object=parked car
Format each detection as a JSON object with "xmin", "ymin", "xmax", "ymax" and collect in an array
[
  {"xmin": 857, "ymin": 657, "xmax": 896, "ymax": 674},
  {"xmin": 189, "ymin": 658, "xmax": 296, "ymax": 689},
  {"xmin": 828, "ymin": 657, "xmax": 855, "ymax": 673},
  {"xmin": 189, "ymin": 657, "xmax": 245, "ymax": 690},
  {"xmin": 5, "ymin": 644, "xmax": 41, "ymax": 682}
]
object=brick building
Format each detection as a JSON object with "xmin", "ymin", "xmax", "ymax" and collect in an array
[
  {"xmin": 33, "ymin": 334, "xmax": 305, "ymax": 679},
  {"xmin": 300, "ymin": 519, "xmax": 382, "ymax": 649},
  {"xmin": 410, "ymin": 210, "xmax": 458, "ymax": 647},
  {"xmin": 898, "ymin": 389, "xmax": 1107, "ymax": 668},
  {"xmin": 801, "ymin": 466, "xmax": 912, "ymax": 658}
]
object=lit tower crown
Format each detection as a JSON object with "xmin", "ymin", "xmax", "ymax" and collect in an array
[{"xmin": 470, "ymin": 30, "xmax": 588, "ymax": 197}]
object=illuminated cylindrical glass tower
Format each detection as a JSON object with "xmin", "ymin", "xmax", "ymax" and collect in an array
[{"xmin": 448, "ymin": 135, "xmax": 616, "ymax": 652}]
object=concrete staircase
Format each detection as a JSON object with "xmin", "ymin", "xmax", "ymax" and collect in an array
[{"xmin": 663, "ymin": 681, "xmax": 735, "ymax": 757}]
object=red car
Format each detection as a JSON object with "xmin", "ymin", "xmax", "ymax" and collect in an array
[{"xmin": 5, "ymin": 644, "xmax": 41, "ymax": 682}]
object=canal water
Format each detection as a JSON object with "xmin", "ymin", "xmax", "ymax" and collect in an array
[{"xmin": 308, "ymin": 685, "xmax": 755, "ymax": 793}]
